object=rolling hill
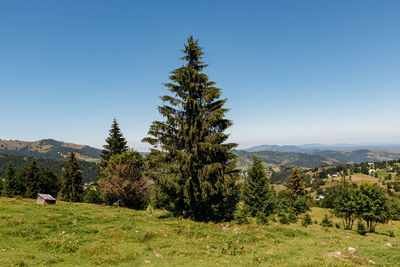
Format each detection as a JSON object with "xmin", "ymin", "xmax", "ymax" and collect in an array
[{"xmin": 0, "ymin": 139, "xmax": 101, "ymax": 162}]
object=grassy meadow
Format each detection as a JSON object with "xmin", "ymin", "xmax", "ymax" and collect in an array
[{"xmin": 1, "ymin": 198, "xmax": 399, "ymax": 266}]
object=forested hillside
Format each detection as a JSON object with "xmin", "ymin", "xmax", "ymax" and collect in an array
[{"xmin": 0, "ymin": 154, "xmax": 97, "ymax": 182}]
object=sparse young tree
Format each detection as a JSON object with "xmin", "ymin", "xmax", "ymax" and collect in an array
[
  {"xmin": 143, "ymin": 36, "xmax": 239, "ymax": 222},
  {"xmin": 60, "ymin": 152, "xmax": 84, "ymax": 202},
  {"xmin": 99, "ymin": 151, "xmax": 149, "ymax": 209},
  {"xmin": 100, "ymin": 118, "xmax": 128, "ymax": 168},
  {"xmin": 243, "ymin": 156, "xmax": 276, "ymax": 222}
]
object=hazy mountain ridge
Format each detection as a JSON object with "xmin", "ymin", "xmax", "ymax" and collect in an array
[
  {"xmin": 244, "ymin": 143, "xmax": 400, "ymax": 153},
  {"xmin": 0, "ymin": 139, "xmax": 101, "ymax": 162}
]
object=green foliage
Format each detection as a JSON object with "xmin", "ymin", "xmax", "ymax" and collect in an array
[
  {"xmin": 320, "ymin": 214, "xmax": 333, "ymax": 227},
  {"xmin": 233, "ymin": 202, "xmax": 249, "ymax": 224},
  {"xmin": 243, "ymin": 156, "xmax": 276, "ymax": 223},
  {"xmin": 143, "ymin": 36, "xmax": 239, "ymax": 222},
  {"xmin": 40, "ymin": 168, "xmax": 61, "ymax": 197},
  {"xmin": 100, "ymin": 119, "xmax": 128, "ymax": 169},
  {"xmin": 357, "ymin": 220, "xmax": 367, "ymax": 235},
  {"xmin": 288, "ymin": 213, "xmax": 297, "ymax": 223},
  {"xmin": 354, "ymin": 183, "xmax": 391, "ymax": 232},
  {"xmin": 23, "ymin": 160, "xmax": 41, "ymax": 198},
  {"xmin": 83, "ymin": 189, "xmax": 103, "ymax": 204},
  {"xmin": 288, "ymin": 168, "xmax": 307, "ymax": 199},
  {"xmin": 278, "ymin": 213, "xmax": 290, "ymax": 224},
  {"xmin": 2, "ymin": 164, "xmax": 25, "ymax": 197},
  {"xmin": 60, "ymin": 152, "xmax": 84, "ymax": 202},
  {"xmin": 302, "ymin": 213, "xmax": 312, "ymax": 227},
  {"xmin": 0, "ymin": 154, "xmax": 98, "ymax": 183},
  {"xmin": 99, "ymin": 151, "xmax": 149, "ymax": 209},
  {"xmin": 333, "ymin": 178, "xmax": 357, "ymax": 230}
]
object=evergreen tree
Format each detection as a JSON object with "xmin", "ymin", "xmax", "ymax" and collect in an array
[
  {"xmin": 2, "ymin": 163, "xmax": 25, "ymax": 197},
  {"xmin": 40, "ymin": 168, "xmax": 61, "ymax": 197},
  {"xmin": 60, "ymin": 152, "xmax": 84, "ymax": 202},
  {"xmin": 143, "ymin": 36, "xmax": 239, "ymax": 222},
  {"xmin": 243, "ymin": 156, "xmax": 276, "ymax": 222},
  {"xmin": 24, "ymin": 159, "xmax": 42, "ymax": 198},
  {"xmin": 288, "ymin": 168, "xmax": 307, "ymax": 199},
  {"xmin": 100, "ymin": 118, "xmax": 128, "ymax": 168}
]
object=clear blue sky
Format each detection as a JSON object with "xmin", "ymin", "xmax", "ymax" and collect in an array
[{"xmin": 1, "ymin": 0, "xmax": 400, "ymax": 150}]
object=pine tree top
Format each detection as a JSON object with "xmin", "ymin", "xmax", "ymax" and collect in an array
[{"xmin": 100, "ymin": 118, "xmax": 128, "ymax": 166}]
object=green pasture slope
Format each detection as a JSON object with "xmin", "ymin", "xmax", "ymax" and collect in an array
[{"xmin": 1, "ymin": 198, "xmax": 399, "ymax": 266}]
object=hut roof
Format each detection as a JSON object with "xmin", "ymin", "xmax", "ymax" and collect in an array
[{"xmin": 38, "ymin": 194, "xmax": 56, "ymax": 201}]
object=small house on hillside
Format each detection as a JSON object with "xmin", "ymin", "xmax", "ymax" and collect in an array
[{"xmin": 37, "ymin": 194, "xmax": 56, "ymax": 205}]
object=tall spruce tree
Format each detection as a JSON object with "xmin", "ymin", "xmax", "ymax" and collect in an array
[
  {"xmin": 143, "ymin": 36, "xmax": 239, "ymax": 222},
  {"xmin": 243, "ymin": 156, "xmax": 276, "ymax": 222},
  {"xmin": 60, "ymin": 152, "xmax": 84, "ymax": 202},
  {"xmin": 24, "ymin": 159, "xmax": 42, "ymax": 198},
  {"xmin": 2, "ymin": 163, "xmax": 25, "ymax": 197},
  {"xmin": 100, "ymin": 118, "xmax": 128, "ymax": 168}
]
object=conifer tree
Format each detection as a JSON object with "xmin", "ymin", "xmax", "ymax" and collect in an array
[
  {"xmin": 286, "ymin": 168, "xmax": 310, "ymax": 215},
  {"xmin": 2, "ymin": 163, "xmax": 25, "ymax": 197},
  {"xmin": 60, "ymin": 152, "xmax": 84, "ymax": 202},
  {"xmin": 243, "ymin": 156, "xmax": 276, "ymax": 222},
  {"xmin": 100, "ymin": 118, "xmax": 128, "ymax": 168},
  {"xmin": 24, "ymin": 159, "xmax": 42, "ymax": 198},
  {"xmin": 288, "ymin": 168, "xmax": 307, "ymax": 199},
  {"xmin": 143, "ymin": 36, "xmax": 239, "ymax": 222}
]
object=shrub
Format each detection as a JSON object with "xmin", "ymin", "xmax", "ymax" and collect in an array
[
  {"xmin": 301, "ymin": 213, "xmax": 312, "ymax": 227},
  {"xmin": 288, "ymin": 213, "xmax": 297, "ymax": 223},
  {"xmin": 83, "ymin": 189, "xmax": 103, "ymax": 204},
  {"xmin": 320, "ymin": 215, "xmax": 333, "ymax": 227},
  {"xmin": 357, "ymin": 220, "xmax": 367, "ymax": 235},
  {"xmin": 279, "ymin": 213, "xmax": 290, "ymax": 224},
  {"xmin": 233, "ymin": 202, "xmax": 249, "ymax": 224},
  {"xmin": 335, "ymin": 222, "xmax": 340, "ymax": 229}
]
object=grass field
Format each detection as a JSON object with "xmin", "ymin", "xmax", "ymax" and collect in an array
[{"xmin": 1, "ymin": 198, "xmax": 399, "ymax": 266}]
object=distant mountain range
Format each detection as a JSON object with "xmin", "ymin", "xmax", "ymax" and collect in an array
[
  {"xmin": 0, "ymin": 139, "xmax": 101, "ymax": 162},
  {"xmin": 1, "ymin": 139, "xmax": 400, "ymax": 172},
  {"xmin": 236, "ymin": 144, "xmax": 400, "ymax": 169},
  {"xmin": 244, "ymin": 143, "xmax": 400, "ymax": 153}
]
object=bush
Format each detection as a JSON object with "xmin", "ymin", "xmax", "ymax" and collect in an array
[
  {"xmin": 301, "ymin": 213, "xmax": 312, "ymax": 227},
  {"xmin": 335, "ymin": 222, "xmax": 341, "ymax": 229},
  {"xmin": 233, "ymin": 202, "xmax": 249, "ymax": 224},
  {"xmin": 389, "ymin": 230, "xmax": 395, "ymax": 237},
  {"xmin": 83, "ymin": 189, "xmax": 103, "ymax": 204},
  {"xmin": 279, "ymin": 213, "xmax": 290, "ymax": 224},
  {"xmin": 256, "ymin": 210, "xmax": 269, "ymax": 225},
  {"xmin": 320, "ymin": 214, "xmax": 333, "ymax": 227},
  {"xmin": 288, "ymin": 213, "xmax": 297, "ymax": 223},
  {"xmin": 357, "ymin": 220, "xmax": 367, "ymax": 235}
]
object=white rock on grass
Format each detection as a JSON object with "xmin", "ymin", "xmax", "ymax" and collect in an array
[
  {"xmin": 347, "ymin": 247, "xmax": 356, "ymax": 253},
  {"xmin": 385, "ymin": 243, "xmax": 392, "ymax": 247}
]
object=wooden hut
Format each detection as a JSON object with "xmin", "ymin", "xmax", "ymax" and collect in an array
[{"xmin": 36, "ymin": 194, "xmax": 56, "ymax": 205}]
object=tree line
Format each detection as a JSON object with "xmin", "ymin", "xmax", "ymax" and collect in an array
[{"xmin": 1, "ymin": 36, "xmax": 399, "ymax": 235}]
